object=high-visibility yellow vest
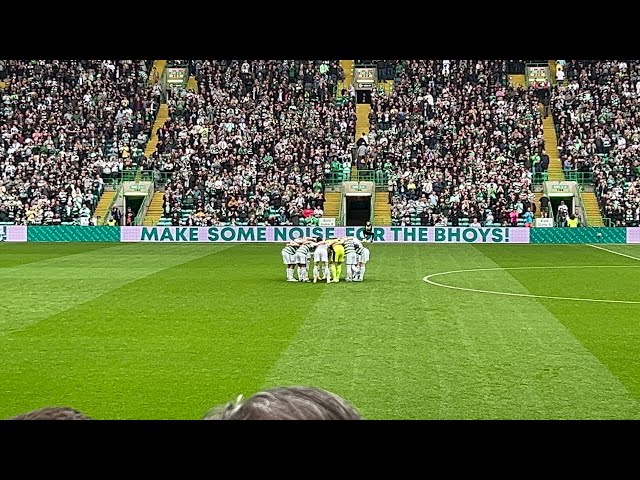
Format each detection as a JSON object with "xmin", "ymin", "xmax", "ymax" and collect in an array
[{"xmin": 567, "ymin": 218, "xmax": 579, "ymax": 228}]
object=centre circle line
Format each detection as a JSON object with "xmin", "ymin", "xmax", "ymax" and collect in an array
[{"xmin": 423, "ymin": 265, "xmax": 640, "ymax": 305}]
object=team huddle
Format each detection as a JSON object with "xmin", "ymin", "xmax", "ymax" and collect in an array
[{"xmin": 281, "ymin": 236, "xmax": 371, "ymax": 283}]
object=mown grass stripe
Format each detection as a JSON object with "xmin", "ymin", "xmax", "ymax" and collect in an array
[
  {"xmin": 0, "ymin": 244, "xmax": 322, "ymax": 419},
  {"xmin": 478, "ymin": 244, "xmax": 640, "ymax": 405},
  {"xmin": 0, "ymin": 243, "xmax": 117, "ymax": 269},
  {"xmin": 0, "ymin": 244, "xmax": 228, "ymax": 337}
]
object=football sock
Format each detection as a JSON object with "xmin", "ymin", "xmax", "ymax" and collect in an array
[
  {"xmin": 313, "ymin": 266, "xmax": 319, "ymax": 280},
  {"xmin": 360, "ymin": 266, "xmax": 366, "ymax": 280}
]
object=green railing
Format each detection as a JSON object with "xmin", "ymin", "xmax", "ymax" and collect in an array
[
  {"xmin": 326, "ymin": 171, "xmax": 351, "ymax": 185},
  {"xmin": 121, "ymin": 170, "xmax": 154, "ymax": 183},
  {"xmin": 370, "ymin": 188, "xmax": 376, "ymax": 224},
  {"xmin": 534, "ymin": 171, "xmax": 593, "ymax": 186},
  {"xmin": 578, "ymin": 187, "xmax": 589, "ymax": 227},
  {"xmin": 326, "ymin": 170, "xmax": 388, "ymax": 188},
  {"xmin": 563, "ymin": 170, "xmax": 594, "ymax": 185},
  {"xmin": 602, "ymin": 217, "xmax": 614, "ymax": 227},
  {"xmin": 102, "ymin": 170, "xmax": 172, "ymax": 187},
  {"xmin": 133, "ymin": 187, "xmax": 153, "ymax": 226},
  {"xmin": 101, "ymin": 184, "xmax": 123, "ymax": 225},
  {"xmin": 532, "ymin": 172, "xmax": 548, "ymax": 185}
]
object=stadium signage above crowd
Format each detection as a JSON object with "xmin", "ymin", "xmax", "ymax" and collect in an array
[
  {"xmin": 118, "ymin": 226, "xmax": 532, "ymax": 243},
  {"xmin": 2, "ymin": 226, "xmax": 638, "ymax": 244}
]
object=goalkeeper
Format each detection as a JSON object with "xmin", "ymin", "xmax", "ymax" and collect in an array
[{"xmin": 327, "ymin": 238, "xmax": 345, "ymax": 283}]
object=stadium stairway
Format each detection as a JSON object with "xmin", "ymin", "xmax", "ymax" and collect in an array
[
  {"xmin": 548, "ymin": 60, "xmax": 557, "ymax": 85},
  {"xmin": 381, "ymin": 79, "xmax": 394, "ymax": 96},
  {"xmin": 533, "ymin": 192, "xmax": 542, "ymax": 218},
  {"xmin": 339, "ymin": 60, "xmax": 354, "ymax": 91},
  {"xmin": 142, "ymin": 192, "xmax": 165, "ymax": 226},
  {"xmin": 95, "ymin": 191, "xmax": 117, "ymax": 224},
  {"xmin": 354, "ymin": 103, "xmax": 371, "ymax": 178},
  {"xmin": 356, "ymin": 104, "xmax": 370, "ymax": 140},
  {"xmin": 149, "ymin": 60, "xmax": 166, "ymax": 85},
  {"xmin": 374, "ymin": 193, "xmax": 390, "ymax": 225},
  {"xmin": 509, "ymin": 74, "xmax": 526, "ymax": 88},
  {"xmin": 582, "ymin": 192, "xmax": 605, "ymax": 227},
  {"xmin": 543, "ymin": 116, "xmax": 565, "ymax": 181},
  {"xmin": 187, "ymin": 75, "xmax": 198, "ymax": 93},
  {"xmin": 144, "ymin": 104, "xmax": 169, "ymax": 158},
  {"xmin": 324, "ymin": 192, "xmax": 342, "ymax": 221}
]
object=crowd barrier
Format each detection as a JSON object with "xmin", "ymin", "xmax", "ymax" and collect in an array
[{"xmin": 2, "ymin": 226, "xmax": 639, "ymax": 244}]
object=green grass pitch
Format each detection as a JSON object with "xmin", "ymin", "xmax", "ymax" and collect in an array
[{"xmin": 2, "ymin": 242, "xmax": 640, "ymax": 420}]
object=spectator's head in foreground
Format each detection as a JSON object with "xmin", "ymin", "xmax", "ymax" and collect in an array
[
  {"xmin": 204, "ymin": 386, "xmax": 362, "ymax": 420},
  {"xmin": 9, "ymin": 406, "xmax": 92, "ymax": 420}
]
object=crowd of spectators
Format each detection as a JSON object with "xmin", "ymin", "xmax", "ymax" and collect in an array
[
  {"xmin": 0, "ymin": 60, "xmax": 159, "ymax": 225},
  {"xmin": 147, "ymin": 60, "xmax": 354, "ymax": 226},
  {"xmin": 10, "ymin": 59, "xmax": 640, "ymax": 228},
  {"xmin": 551, "ymin": 60, "xmax": 640, "ymax": 226},
  {"xmin": 362, "ymin": 60, "xmax": 543, "ymax": 226}
]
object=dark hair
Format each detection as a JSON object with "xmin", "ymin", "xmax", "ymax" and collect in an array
[
  {"xmin": 204, "ymin": 386, "xmax": 362, "ymax": 420},
  {"xmin": 9, "ymin": 406, "xmax": 92, "ymax": 420}
]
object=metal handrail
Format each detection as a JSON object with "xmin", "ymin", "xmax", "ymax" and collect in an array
[
  {"xmin": 577, "ymin": 186, "xmax": 589, "ymax": 227},
  {"xmin": 562, "ymin": 170, "xmax": 594, "ymax": 185},
  {"xmin": 101, "ymin": 184, "xmax": 123, "ymax": 226}
]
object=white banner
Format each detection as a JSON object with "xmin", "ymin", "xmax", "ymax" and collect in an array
[
  {"xmin": 318, "ymin": 218, "xmax": 336, "ymax": 227},
  {"xmin": 627, "ymin": 227, "xmax": 640, "ymax": 243},
  {"xmin": 121, "ymin": 226, "xmax": 531, "ymax": 244},
  {"xmin": 535, "ymin": 218, "xmax": 554, "ymax": 228},
  {"xmin": 0, "ymin": 226, "xmax": 28, "ymax": 242}
]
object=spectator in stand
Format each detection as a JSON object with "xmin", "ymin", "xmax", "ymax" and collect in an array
[
  {"xmin": 538, "ymin": 149, "xmax": 550, "ymax": 173},
  {"xmin": 539, "ymin": 193, "xmax": 550, "ymax": 217},
  {"xmin": 125, "ymin": 206, "xmax": 134, "ymax": 226},
  {"xmin": 0, "ymin": 60, "xmax": 159, "ymax": 225},
  {"xmin": 509, "ymin": 208, "xmax": 519, "ymax": 226},
  {"xmin": 551, "ymin": 60, "xmax": 640, "ymax": 226},
  {"xmin": 110, "ymin": 206, "xmax": 122, "ymax": 225},
  {"xmin": 523, "ymin": 207, "xmax": 534, "ymax": 227},
  {"xmin": 556, "ymin": 62, "xmax": 565, "ymax": 83},
  {"xmin": 567, "ymin": 213, "xmax": 579, "ymax": 227},
  {"xmin": 154, "ymin": 60, "xmax": 354, "ymax": 227},
  {"xmin": 557, "ymin": 200, "xmax": 569, "ymax": 226}
]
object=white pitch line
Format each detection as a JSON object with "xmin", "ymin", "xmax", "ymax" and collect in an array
[
  {"xmin": 423, "ymin": 265, "xmax": 640, "ymax": 305},
  {"xmin": 588, "ymin": 244, "xmax": 640, "ymax": 262}
]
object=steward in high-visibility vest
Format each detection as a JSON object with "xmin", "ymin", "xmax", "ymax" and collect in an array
[{"xmin": 567, "ymin": 214, "xmax": 579, "ymax": 228}]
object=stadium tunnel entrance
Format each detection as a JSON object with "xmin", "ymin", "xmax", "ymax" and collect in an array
[
  {"xmin": 550, "ymin": 195, "xmax": 573, "ymax": 221},
  {"xmin": 124, "ymin": 195, "xmax": 145, "ymax": 224},
  {"xmin": 345, "ymin": 195, "xmax": 371, "ymax": 226}
]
